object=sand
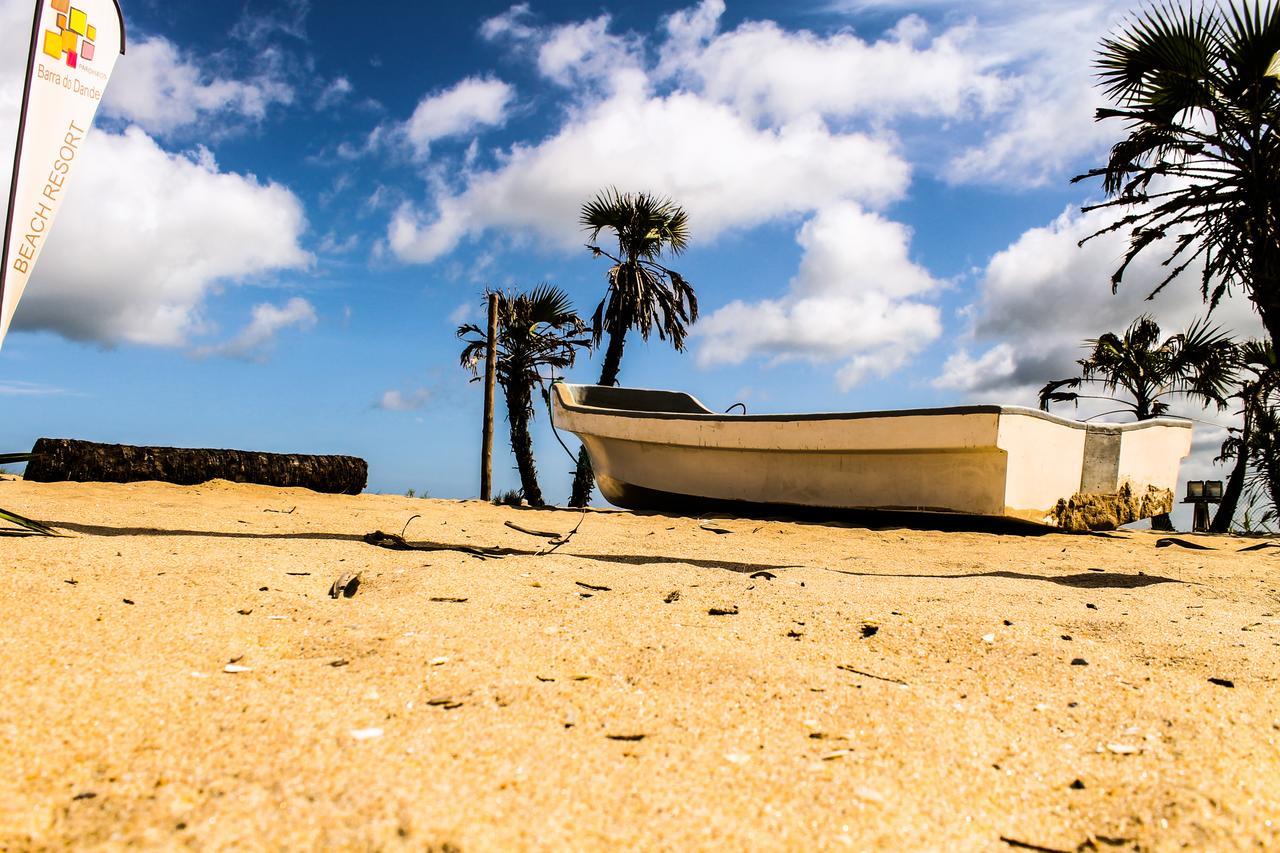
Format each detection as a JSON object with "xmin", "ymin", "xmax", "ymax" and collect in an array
[{"xmin": 1, "ymin": 476, "xmax": 1277, "ymax": 851}]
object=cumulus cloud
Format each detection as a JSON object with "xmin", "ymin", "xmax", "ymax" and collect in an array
[
  {"xmin": 103, "ymin": 36, "xmax": 294, "ymax": 135},
  {"xmin": 389, "ymin": 92, "xmax": 908, "ymax": 262},
  {"xmin": 483, "ymin": 6, "xmax": 647, "ymax": 96},
  {"xmin": 192, "ymin": 297, "xmax": 317, "ymax": 361},
  {"xmin": 938, "ymin": 205, "xmax": 1262, "ymax": 403},
  {"xmin": 399, "ymin": 77, "xmax": 514, "ymax": 159},
  {"xmin": 661, "ymin": 6, "xmax": 1006, "ymax": 124},
  {"xmin": 376, "ymin": 388, "xmax": 432, "ymax": 411},
  {"xmin": 7, "ymin": 128, "xmax": 310, "ymax": 346},
  {"xmin": 695, "ymin": 204, "xmax": 943, "ymax": 389},
  {"xmin": 931, "ymin": 343, "xmax": 1015, "ymax": 390}
]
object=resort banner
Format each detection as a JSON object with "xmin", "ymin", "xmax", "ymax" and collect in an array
[{"xmin": 0, "ymin": 0, "xmax": 125, "ymax": 349}]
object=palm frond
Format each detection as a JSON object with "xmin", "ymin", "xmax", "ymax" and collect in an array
[
  {"xmin": 0, "ymin": 506, "xmax": 57, "ymax": 535},
  {"xmin": 1039, "ymin": 377, "xmax": 1082, "ymax": 411},
  {"xmin": 1080, "ymin": 1, "xmax": 1280, "ymax": 331}
]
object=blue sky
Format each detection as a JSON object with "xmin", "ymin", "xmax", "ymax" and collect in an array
[{"xmin": 0, "ymin": 0, "xmax": 1264, "ymax": 505}]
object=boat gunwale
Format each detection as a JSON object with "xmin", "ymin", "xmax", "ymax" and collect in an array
[{"xmin": 553, "ymin": 383, "xmax": 1193, "ymax": 434}]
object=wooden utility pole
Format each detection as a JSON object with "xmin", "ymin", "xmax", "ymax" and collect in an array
[{"xmin": 480, "ymin": 292, "xmax": 499, "ymax": 501}]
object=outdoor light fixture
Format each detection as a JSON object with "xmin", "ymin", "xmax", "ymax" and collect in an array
[{"xmin": 1183, "ymin": 479, "xmax": 1224, "ymax": 533}]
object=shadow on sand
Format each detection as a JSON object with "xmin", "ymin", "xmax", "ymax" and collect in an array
[
  {"xmin": 828, "ymin": 568, "xmax": 1185, "ymax": 589},
  {"xmin": 48, "ymin": 522, "xmax": 800, "ymax": 574}
]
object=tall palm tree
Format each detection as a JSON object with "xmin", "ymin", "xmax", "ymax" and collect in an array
[
  {"xmin": 1076, "ymin": 3, "xmax": 1280, "ymax": 347},
  {"xmin": 459, "ymin": 285, "xmax": 588, "ymax": 507},
  {"xmin": 1213, "ymin": 340, "xmax": 1280, "ymax": 530},
  {"xmin": 568, "ymin": 188, "xmax": 698, "ymax": 507},
  {"xmin": 1039, "ymin": 315, "xmax": 1237, "ymax": 530}
]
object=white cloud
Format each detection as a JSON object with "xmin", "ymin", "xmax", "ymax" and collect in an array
[
  {"xmin": 389, "ymin": 91, "xmax": 908, "ymax": 262},
  {"xmin": 662, "ymin": 7, "xmax": 1007, "ymax": 124},
  {"xmin": 401, "ymin": 77, "xmax": 514, "ymax": 159},
  {"xmin": 191, "ymin": 297, "xmax": 317, "ymax": 361},
  {"xmin": 8, "ymin": 128, "xmax": 310, "ymax": 347},
  {"xmin": 448, "ymin": 301, "xmax": 476, "ymax": 325},
  {"xmin": 316, "ymin": 76, "xmax": 354, "ymax": 110},
  {"xmin": 103, "ymin": 36, "xmax": 294, "ymax": 135},
  {"xmin": 936, "ymin": 2, "xmax": 1131, "ymax": 186},
  {"xmin": 318, "ymin": 231, "xmax": 360, "ymax": 254},
  {"xmin": 480, "ymin": 4, "xmax": 536, "ymax": 41},
  {"xmin": 939, "ymin": 204, "xmax": 1263, "ymax": 404},
  {"xmin": 695, "ymin": 203, "xmax": 943, "ymax": 390},
  {"xmin": 931, "ymin": 343, "xmax": 1015, "ymax": 391},
  {"xmin": 536, "ymin": 15, "xmax": 645, "ymax": 91},
  {"xmin": 483, "ymin": 6, "xmax": 646, "ymax": 96},
  {"xmin": 377, "ymin": 388, "xmax": 432, "ymax": 411},
  {"xmin": 0, "ymin": 380, "xmax": 71, "ymax": 396}
]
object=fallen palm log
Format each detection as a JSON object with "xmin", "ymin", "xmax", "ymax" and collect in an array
[{"xmin": 24, "ymin": 438, "xmax": 367, "ymax": 495}]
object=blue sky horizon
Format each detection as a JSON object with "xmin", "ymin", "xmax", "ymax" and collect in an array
[{"xmin": 0, "ymin": 0, "xmax": 1263, "ymax": 512}]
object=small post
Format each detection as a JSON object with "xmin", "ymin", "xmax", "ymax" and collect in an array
[{"xmin": 480, "ymin": 292, "xmax": 499, "ymax": 501}]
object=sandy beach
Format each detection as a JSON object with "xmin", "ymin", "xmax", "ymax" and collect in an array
[{"xmin": 1, "ymin": 476, "xmax": 1277, "ymax": 851}]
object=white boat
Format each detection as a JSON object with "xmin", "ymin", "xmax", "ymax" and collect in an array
[{"xmin": 550, "ymin": 383, "xmax": 1194, "ymax": 530}]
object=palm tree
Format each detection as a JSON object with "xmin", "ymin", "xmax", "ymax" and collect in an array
[
  {"xmin": 1039, "ymin": 315, "xmax": 1237, "ymax": 530},
  {"xmin": 1076, "ymin": 3, "xmax": 1280, "ymax": 347},
  {"xmin": 568, "ymin": 188, "xmax": 698, "ymax": 507},
  {"xmin": 1213, "ymin": 339, "xmax": 1280, "ymax": 530},
  {"xmin": 458, "ymin": 285, "xmax": 588, "ymax": 507},
  {"xmin": 1039, "ymin": 316, "xmax": 1238, "ymax": 419}
]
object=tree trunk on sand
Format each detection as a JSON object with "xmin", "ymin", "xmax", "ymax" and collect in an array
[
  {"xmin": 568, "ymin": 329, "xmax": 628, "ymax": 507},
  {"xmin": 1212, "ymin": 423, "xmax": 1250, "ymax": 533},
  {"xmin": 24, "ymin": 438, "xmax": 367, "ymax": 494},
  {"xmin": 505, "ymin": 382, "xmax": 545, "ymax": 507}
]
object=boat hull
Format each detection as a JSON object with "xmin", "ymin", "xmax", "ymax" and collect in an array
[{"xmin": 551, "ymin": 384, "xmax": 1193, "ymax": 530}]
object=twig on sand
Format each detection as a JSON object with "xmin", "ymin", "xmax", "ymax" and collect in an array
[
  {"xmin": 263, "ymin": 506, "xmax": 297, "ymax": 514},
  {"xmin": 504, "ymin": 521, "xmax": 561, "ymax": 539},
  {"xmin": 400, "ymin": 514, "xmax": 422, "ymax": 539},
  {"xmin": 364, "ymin": 530, "xmax": 514, "ymax": 559},
  {"xmin": 836, "ymin": 664, "xmax": 907, "ymax": 686},
  {"xmin": 533, "ymin": 509, "xmax": 588, "ymax": 556},
  {"xmin": 365, "ymin": 508, "xmax": 587, "ymax": 560},
  {"xmin": 998, "ymin": 837, "xmax": 1070, "ymax": 853}
]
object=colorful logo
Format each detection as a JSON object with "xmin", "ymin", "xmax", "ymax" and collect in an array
[{"xmin": 42, "ymin": 0, "xmax": 98, "ymax": 69}]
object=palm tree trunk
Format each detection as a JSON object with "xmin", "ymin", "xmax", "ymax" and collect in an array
[
  {"xmin": 1212, "ymin": 440, "xmax": 1248, "ymax": 533},
  {"xmin": 597, "ymin": 328, "xmax": 627, "ymax": 388},
  {"xmin": 504, "ymin": 381, "xmax": 544, "ymax": 507},
  {"xmin": 568, "ymin": 328, "xmax": 628, "ymax": 507},
  {"xmin": 1212, "ymin": 402, "xmax": 1252, "ymax": 533}
]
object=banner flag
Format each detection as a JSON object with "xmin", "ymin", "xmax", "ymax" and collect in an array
[{"xmin": 0, "ymin": 0, "xmax": 125, "ymax": 349}]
